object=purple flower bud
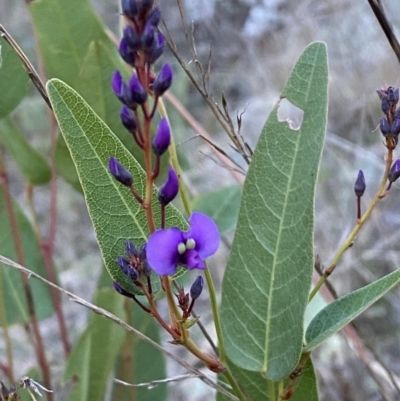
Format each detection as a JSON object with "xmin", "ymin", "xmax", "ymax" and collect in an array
[
  {"xmin": 190, "ymin": 275, "xmax": 204, "ymax": 300},
  {"xmin": 120, "ymin": 106, "xmax": 137, "ymax": 132},
  {"xmin": 112, "ymin": 70, "xmax": 136, "ymax": 107},
  {"xmin": 354, "ymin": 170, "xmax": 366, "ymax": 197},
  {"xmin": 391, "ymin": 118, "xmax": 400, "ymax": 136},
  {"xmin": 153, "ymin": 63, "xmax": 173, "ymax": 97},
  {"xmin": 146, "ymin": 32, "xmax": 165, "ymax": 64},
  {"xmin": 123, "ymin": 26, "xmax": 141, "ymax": 51},
  {"xmin": 113, "ymin": 281, "xmax": 134, "ymax": 298},
  {"xmin": 152, "ymin": 118, "xmax": 171, "ymax": 156},
  {"xmin": 109, "ymin": 156, "xmax": 133, "ymax": 187},
  {"xmin": 387, "ymin": 86, "xmax": 399, "ymax": 104},
  {"xmin": 122, "ymin": 0, "xmax": 139, "ymax": 19},
  {"xmin": 119, "ymin": 38, "xmax": 136, "ymax": 67},
  {"xmin": 129, "ymin": 75, "xmax": 147, "ymax": 105},
  {"xmin": 140, "ymin": 244, "xmax": 152, "ymax": 277},
  {"xmin": 117, "ymin": 256, "xmax": 139, "ymax": 281},
  {"xmin": 389, "ymin": 159, "xmax": 400, "ymax": 183},
  {"xmin": 380, "ymin": 118, "xmax": 391, "ymax": 135},
  {"xmin": 125, "ymin": 240, "xmax": 139, "ymax": 258},
  {"xmin": 146, "ymin": 7, "xmax": 161, "ymax": 26},
  {"xmin": 141, "ymin": 22, "xmax": 155, "ymax": 49},
  {"xmin": 158, "ymin": 167, "xmax": 179, "ymax": 206}
]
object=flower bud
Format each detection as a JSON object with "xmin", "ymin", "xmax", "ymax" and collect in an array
[
  {"xmin": 140, "ymin": 244, "xmax": 152, "ymax": 277},
  {"xmin": 190, "ymin": 275, "xmax": 204, "ymax": 300},
  {"xmin": 119, "ymin": 38, "xmax": 136, "ymax": 67},
  {"xmin": 146, "ymin": 32, "xmax": 165, "ymax": 64},
  {"xmin": 158, "ymin": 167, "xmax": 179, "ymax": 205},
  {"xmin": 120, "ymin": 106, "xmax": 137, "ymax": 132},
  {"xmin": 389, "ymin": 159, "xmax": 400, "ymax": 183},
  {"xmin": 387, "ymin": 86, "xmax": 399, "ymax": 104},
  {"xmin": 391, "ymin": 118, "xmax": 400, "ymax": 136},
  {"xmin": 113, "ymin": 281, "xmax": 134, "ymax": 298},
  {"xmin": 129, "ymin": 75, "xmax": 147, "ymax": 105},
  {"xmin": 146, "ymin": 7, "xmax": 161, "ymax": 26},
  {"xmin": 380, "ymin": 118, "xmax": 391, "ymax": 136},
  {"xmin": 123, "ymin": 26, "xmax": 141, "ymax": 51},
  {"xmin": 140, "ymin": 0, "xmax": 154, "ymax": 13},
  {"xmin": 141, "ymin": 22, "xmax": 156, "ymax": 49},
  {"xmin": 117, "ymin": 256, "xmax": 139, "ymax": 281},
  {"xmin": 153, "ymin": 63, "xmax": 173, "ymax": 97},
  {"xmin": 125, "ymin": 239, "xmax": 139, "ymax": 258},
  {"xmin": 354, "ymin": 170, "xmax": 366, "ymax": 197},
  {"xmin": 121, "ymin": 0, "xmax": 139, "ymax": 19},
  {"xmin": 109, "ymin": 157, "xmax": 133, "ymax": 187},
  {"xmin": 152, "ymin": 118, "xmax": 171, "ymax": 155}
]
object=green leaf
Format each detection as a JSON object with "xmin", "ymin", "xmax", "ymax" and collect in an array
[
  {"xmin": 305, "ymin": 269, "xmax": 400, "ymax": 352},
  {"xmin": 0, "ymin": 37, "xmax": 29, "ymax": 118},
  {"xmin": 0, "ymin": 192, "xmax": 54, "ymax": 326},
  {"xmin": 28, "ymin": 0, "xmax": 109, "ymax": 86},
  {"xmin": 63, "ymin": 288, "xmax": 125, "ymax": 401},
  {"xmin": 220, "ymin": 42, "xmax": 328, "ymax": 380},
  {"xmin": 46, "ymin": 78, "xmax": 187, "ymax": 295},
  {"xmin": 217, "ymin": 358, "xmax": 318, "ymax": 401},
  {"xmin": 114, "ymin": 303, "xmax": 167, "ymax": 401},
  {"xmin": 0, "ymin": 117, "xmax": 51, "ymax": 185},
  {"xmin": 192, "ymin": 186, "xmax": 241, "ymax": 235}
]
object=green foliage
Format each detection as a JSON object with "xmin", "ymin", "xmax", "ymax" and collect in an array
[
  {"xmin": 28, "ymin": 0, "xmax": 158, "ymax": 189},
  {"xmin": 0, "ymin": 192, "xmax": 54, "ymax": 325},
  {"xmin": 46, "ymin": 79, "xmax": 187, "ymax": 295},
  {"xmin": 63, "ymin": 288, "xmax": 126, "ymax": 401},
  {"xmin": 0, "ymin": 37, "xmax": 29, "ymax": 118},
  {"xmin": 305, "ymin": 269, "xmax": 400, "ymax": 351},
  {"xmin": 220, "ymin": 42, "xmax": 328, "ymax": 380},
  {"xmin": 217, "ymin": 358, "xmax": 319, "ymax": 401},
  {"xmin": 192, "ymin": 186, "xmax": 241, "ymax": 234},
  {"xmin": 0, "ymin": 117, "xmax": 51, "ymax": 185}
]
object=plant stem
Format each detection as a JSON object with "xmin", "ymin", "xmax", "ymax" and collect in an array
[
  {"xmin": 309, "ymin": 149, "xmax": 393, "ymax": 301},
  {"xmin": 0, "ymin": 151, "xmax": 53, "ymax": 401}
]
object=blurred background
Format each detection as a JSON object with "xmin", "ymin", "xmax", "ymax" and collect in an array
[{"xmin": 1, "ymin": 0, "xmax": 400, "ymax": 400}]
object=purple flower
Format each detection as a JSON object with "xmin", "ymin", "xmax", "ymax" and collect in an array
[
  {"xmin": 147, "ymin": 212, "xmax": 220, "ymax": 276},
  {"xmin": 158, "ymin": 167, "xmax": 179, "ymax": 205}
]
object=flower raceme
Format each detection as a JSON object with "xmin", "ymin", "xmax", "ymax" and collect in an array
[{"xmin": 147, "ymin": 212, "xmax": 220, "ymax": 276}]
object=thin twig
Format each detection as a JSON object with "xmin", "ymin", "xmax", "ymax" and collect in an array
[
  {"xmin": 367, "ymin": 0, "xmax": 400, "ymax": 64},
  {"xmin": 0, "ymin": 255, "xmax": 239, "ymax": 401},
  {"xmin": 0, "ymin": 25, "xmax": 51, "ymax": 109}
]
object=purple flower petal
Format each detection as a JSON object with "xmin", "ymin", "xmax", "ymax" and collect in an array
[
  {"xmin": 147, "ymin": 227, "xmax": 183, "ymax": 276},
  {"xmin": 186, "ymin": 212, "xmax": 220, "ymax": 259}
]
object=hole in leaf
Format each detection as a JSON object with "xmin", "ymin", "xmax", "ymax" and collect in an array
[{"xmin": 277, "ymin": 98, "xmax": 304, "ymax": 130}]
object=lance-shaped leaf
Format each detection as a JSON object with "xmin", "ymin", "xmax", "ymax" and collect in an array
[
  {"xmin": 0, "ymin": 117, "xmax": 51, "ymax": 185},
  {"xmin": 0, "ymin": 37, "xmax": 29, "ymax": 118},
  {"xmin": 305, "ymin": 269, "xmax": 400, "ymax": 352},
  {"xmin": 0, "ymin": 192, "xmax": 53, "ymax": 326},
  {"xmin": 220, "ymin": 42, "xmax": 328, "ymax": 380},
  {"xmin": 63, "ymin": 288, "xmax": 125, "ymax": 401},
  {"xmin": 46, "ymin": 79, "xmax": 187, "ymax": 295},
  {"xmin": 192, "ymin": 186, "xmax": 241, "ymax": 235}
]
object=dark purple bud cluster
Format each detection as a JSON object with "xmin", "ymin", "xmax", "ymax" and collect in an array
[
  {"xmin": 113, "ymin": 239, "xmax": 154, "ymax": 297},
  {"xmin": 377, "ymin": 86, "xmax": 400, "ymax": 149},
  {"xmin": 175, "ymin": 275, "xmax": 205, "ymax": 319}
]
